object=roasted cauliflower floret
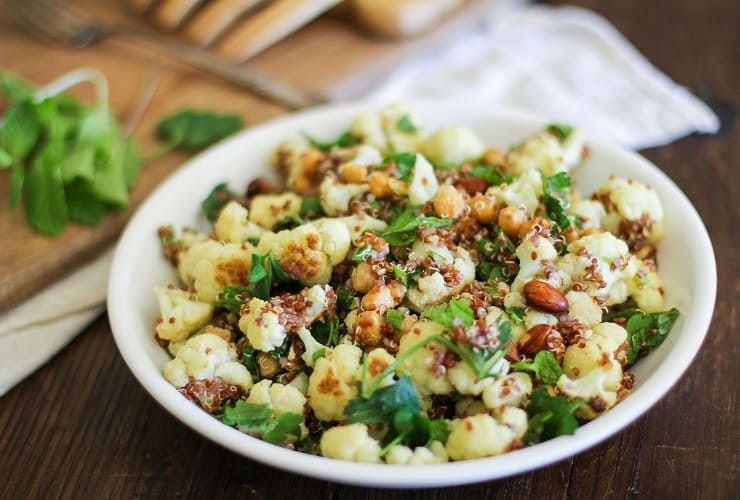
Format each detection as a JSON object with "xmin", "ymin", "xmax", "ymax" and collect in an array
[
  {"xmin": 407, "ymin": 153, "xmax": 439, "ymax": 205},
  {"xmin": 597, "ymin": 177, "xmax": 665, "ymax": 244},
  {"xmin": 351, "ymin": 103, "xmax": 421, "ymax": 153},
  {"xmin": 214, "ymin": 201, "xmax": 268, "ymax": 243},
  {"xmin": 385, "ymin": 441, "xmax": 448, "ymax": 465},
  {"xmin": 558, "ymin": 361, "xmax": 624, "ymax": 420},
  {"xmin": 396, "ymin": 321, "xmax": 453, "ymax": 396},
  {"xmin": 153, "ymin": 286, "xmax": 214, "ymax": 342},
  {"xmin": 246, "ymin": 379, "xmax": 307, "ymax": 416},
  {"xmin": 248, "ymin": 193, "xmax": 303, "ymax": 230},
  {"xmin": 307, "ymin": 344, "xmax": 363, "ymax": 421},
  {"xmin": 320, "ymin": 423, "xmax": 382, "ymax": 463},
  {"xmin": 448, "ymin": 362, "xmax": 494, "ymax": 396},
  {"xmin": 511, "ymin": 233, "xmax": 561, "ymax": 292},
  {"xmin": 177, "ymin": 239, "xmax": 253, "ymax": 302},
  {"xmin": 420, "ymin": 126, "xmax": 485, "ymax": 165},
  {"xmin": 482, "ymin": 372, "xmax": 533, "ymax": 409},
  {"xmin": 319, "ymin": 172, "xmax": 369, "ymax": 216},
  {"xmin": 406, "ymin": 247, "xmax": 475, "ymax": 312},
  {"xmin": 163, "ymin": 333, "xmax": 251, "ymax": 391},
  {"xmin": 562, "ymin": 322, "xmax": 628, "ymax": 378},
  {"xmin": 565, "ymin": 290, "xmax": 603, "ymax": 327},
  {"xmin": 273, "ymin": 138, "xmax": 323, "ymax": 195},
  {"xmin": 445, "ymin": 414, "xmax": 519, "ymax": 460},
  {"xmin": 336, "ymin": 214, "xmax": 388, "ymax": 240},
  {"xmin": 490, "ymin": 169, "xmax": 543, "ymax": 214},
  {"xmin": 258, "ymin": 221, "xmax": 351, "ymax": 285},
  {"xmin": 626, "ymin": 257, "xmax": 665, "ymax": 313},
  {"xmin": 569, "ymin": 198, "xmax": 606, "ymax": 230},
  {"xmin": 506, "ymin": 127, "xmax": 585, "ymax": 177}
]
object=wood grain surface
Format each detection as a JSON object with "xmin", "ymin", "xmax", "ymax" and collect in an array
[
  {"xmin": 0, "ymin": 0, "xmax": 494, "ymax": 312},
  {"xmin": 1, "ymin": 0, "xmax": 737, "ymax": 498}
]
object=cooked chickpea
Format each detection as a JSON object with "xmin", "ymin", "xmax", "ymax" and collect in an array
[
  {"xmin": 483, "ymin": 148, "xmax": 507, "ymax": 166},
  {"xmin": 564, "ymin": 226, "xmax": 579, "ymax": 244},
  {"xmin": 301, "ymin": 148, "xmax": 323, "ymax": 176},
  {"xmin": 468, "ymin": 194, "xmax": 497, "ymax": 223},
  {"xmin": 581, "ymin": 227, "xmax": 605, "ymax": 237},
  {"xmin": 354, "ymin": 310, "xmax": 384, "ymax": 346},
  {"xmin": 293, "ymin": 176, "xmax": 312, "ymax": 195},
  {"xmin": 498, "ymin": 205, "xmax": 527, "ymax": 238},
  {"xmin": 368, "ymin": 171, "xmax": 391, "ymax": 198},
  {"xmin": 388, "ymin": 177, "xmax": 410, "ymax": 196},
  {"xmin": 434, "ymin": 185, "xmax": 466, "ymax": 219},
  {"xmin": 339, "ymin": 162, "xmax": 368, "ymax": 184},
  {"xmin": 351, "ymin": 262, "xmax": 376, "ymax": 293},
  {"xmin": 256, "ymin": 352, "xmax": 280, "ymax": 377},
  {"xmin": 518, "ymin": 216, "xmax": 551, "ymax": 240}
]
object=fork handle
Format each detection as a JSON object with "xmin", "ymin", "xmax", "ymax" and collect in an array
[{"xmin": 108, "ymin": 24, "xmax": 325, "ymax": 109}]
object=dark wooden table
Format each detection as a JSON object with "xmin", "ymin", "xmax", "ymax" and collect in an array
[{"xmin": 1, "ymin": 0, "xmax": 737, "ymax": 498}]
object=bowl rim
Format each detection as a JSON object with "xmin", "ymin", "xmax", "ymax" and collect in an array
[{"xmin": 108, "ymin": 100, "xmax": 716, "ymax": 488}]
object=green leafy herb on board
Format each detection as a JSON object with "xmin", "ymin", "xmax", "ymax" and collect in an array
[{"xmin": 156, "ymin": 109, "xmax": 243, "ymax": 152}]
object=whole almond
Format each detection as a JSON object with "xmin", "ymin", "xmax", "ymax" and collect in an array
[
  {"xmin": 523, "ymin": 280, "xmax": 569, "ymax": 313},
  {"xmin": 518, "ymin": 324, "xmax": 553, "ymax": 357}
]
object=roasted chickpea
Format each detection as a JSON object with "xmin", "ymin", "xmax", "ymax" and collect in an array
[
  {"xmin": 339, "ymin": 162, "xmax": 368, "ymax": 184},
  {"xmin": 301, "ymin": 148, "xmax": 323, "ymax": 176},
  {"xmin": 498, "ymin": 205, "xmax": 527, "ymax": 238},
  {"xmin": 368, "ymin": 171, "xmax": 391, "ymax": 198},
  {"xmin": 581, "ymin": 227, "xmax": 605, "ymax": 237},
  {"xmin": 518, "ymin": 216, "xmax": 552, "ymax": 240},
  {"xmin": 483, "ymin": 148, "xmax": 507, "ymax": 166},
  {"xmin": 468, "ymin": 194, "xmax": 497, "ymax": 223},
  {"xmin": 351, "ymin": 262, "xmax": 376, "ymax": 293},
  {"xmin": 433, "ymin": 185, "xmax": 466, "ymax": 219},
  {"xmin": 563, "ymin": 226, "xmax": 579, "ymax": 244}
]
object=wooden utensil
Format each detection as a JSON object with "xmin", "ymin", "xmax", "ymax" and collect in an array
[
  {"xmin": 154, "ymin": 0, "xmax": 206, "ymax": 30},
  {"xmin": 182, "ymin": 0, "xmax": 268, "ymax": 46}
]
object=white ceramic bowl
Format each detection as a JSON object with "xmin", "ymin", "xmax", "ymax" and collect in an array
[{"xmin": 108, "ymin": 102, "xmax": 716, "ymax": 488}]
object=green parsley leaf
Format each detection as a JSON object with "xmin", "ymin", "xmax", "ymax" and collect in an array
[
  {"xmin": 8, "ymin": 163, "xmax": 24, "ymax": 210},
  {"xmin": 59, "ymin": 144, "xmax": 96, "ymax": 183},
  {"xmin": 347, "ymin": 376, "xmax": 422, "ymax": 424},
  {"xmin": 312, "ymin": 348, "xmax": 327, "ymax": 363},
  {"xmin": 240, "ymin": 345, "xmax": 261, "ymax": 380},
  {"xmin": 421, "ymin": 299, "xmax": 474, "ymax": 329},
  {"xmin": 352, "ymin": 244, "xmax": 374, "ymax": 263},
  {"xmin": 546, "ymin": 123, "xmax": 574, "ymax": 141},
  {"xmin": 391, "ymin": 263, "xmax": 421, "ymax": 288},
  {"xmin": 156, "ymin": 109, "xmax": 243, "ymax": 151},
  {"xmin": 396, "ymin": 114, "xmax": 418, "ymax": 133},
  {"xmin": 505, "ymin": 307, "xmax": 526, "ymax": 325},
  {"xmin": 214, "ymin": 285, "xmax": 251, "ymax": 314},
  {"xmin": 1, "ymin": 101, "xmax": 40, "ymax": 163},
  {"xmin": 608, "ymin": 308, "xmax": 680, "ymax": 364},
  {"xmin": 201, "ymin": 182, "xmax": 235, "ymax": 222},
  {"xmin": 220, "ymin": 401, "xmax": 303, "ymax": 445},
  {"xmin": 476, "ymin": 261, "xmax": 507, "ymax": 282},
  {"xmin": 261, "ymin": 412, "xmax": 303, "ymax": 444},
  {"xmin": 382, "ymin": 206, "xmax": 454, "ymax": 246},
  {"xmin": 469, "ymin": 165, "xmax": 512, "ymax": 186},
  {"xmin": 524, "ymin": 387, "xmax": 584, "ymax": 444},
  {"xmin": 303, "ymin": 130, "xmax": 357, "ymax": 152},
  {"xmin": 299, "ymin": 196, "xmax": 323, "ymax": 219},
  {"xmin": 512, "ymin": 351, "xmax": 564, "ymax": 385},
  {"xmin": 311, "ymin": 315, "xmax": 341, "ymax": 347},
  {"xmin": 386, "ymin": 309, "xmax": 405, "ymax": 331},
  {"xmin": 386, "ymin": 151, "xmax": 417, "ymax": 181},
  {"xmin": 542, "ymin": 172, "xmax": 574, "ymax": 229},
  {"xmin": 468, "ymin": 319, "xmax": 513, "ymax": 377},
  {"xmin": 0, "ymin": 73, "xmax": 34, "ymax": 103},
  {"xmin": 249, "ymin": 252, "xmax": 288, "ymax": 300},
  {"xmin": 23, "ymin": 137, "xmax": 68, "ymax": 236},
  {"xmin": 65, "ymin": 179, "xmax": 106, "ymax": 226},
  {"xmin": 336, "ymin": 285, "xmax": 355, "ymax": 312}
]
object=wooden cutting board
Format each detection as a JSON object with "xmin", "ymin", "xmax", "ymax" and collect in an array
[{"xmin": 0, "ymin": 0, "xmax": 494, "ymax": 311}]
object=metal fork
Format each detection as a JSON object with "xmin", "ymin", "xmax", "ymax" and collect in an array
[{"xmin": 2, "ymin": 0, "xmax": 325, "ymax": 109}]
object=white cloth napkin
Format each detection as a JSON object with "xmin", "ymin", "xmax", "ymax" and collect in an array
[{"xmin": 0, "ymin": 3, "xmax": 719, "ymax": 397}]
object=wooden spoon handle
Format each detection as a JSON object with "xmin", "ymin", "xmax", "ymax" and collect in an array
[
  {"xmin": 127, "ymin": 0, "xmax": 159, "ymax": 13},
  {"xmin": 153, "ymin": 0, "xmax": 207, "ymax": 30},
  {"xmin": 216, "ymin": 0, "xmax": 341, "ymax": 61},
  {"xmin": 181, "ymin": 0, "xmax": 269, "ymax": 46}
]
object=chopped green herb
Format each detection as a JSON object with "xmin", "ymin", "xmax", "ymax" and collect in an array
[
  {"xmin": 214, "ymin": 285, "xmax": 251, "ymax": 314},
  {"xmin": 469, "ymin": 165, "xmax": 513, "ymax": 186},
  {"xmin": 505, "ymin": 306, "xmax": 526, "ymax": 325},
  {"xmin": 396, "ymin": 114, "xmax": 418, "ymax": 133},
  {"xmin": 299, "ymin": 196, "xmax": 323, "ymax": 219},
  {"xmin": 386, "ymin": 151, "xmax": 416, "ymax": 181},
  {"xmin": 240, "ymin": 345, "xmax": 261, "ymax": 380},
  {"xmin": 220, "ymin": 401, "xmax": 302, "ymax": 445},
  {"xmin": 546, "ymin": 123, "xmax": 574, "ymax": 141},
  {"xmin": 608, "ymin": 308, "xmax": 680, "ymax": 364},
  {"xmin": 311, "ymin": 314, "xmax": 341, "ymax": 347},
  {"xmin": 312, "ymin": 348, "xmax": 327, "ymax": 362},
  {"xmin": 421, "ymin": 299, "xmax": 475, "ymax": 329},
  {"xmin": 386, "ymin": 309, "xmax": 405, "ymax": 331},
  {"xmin": 156, "ymin": 109, "xmax": 243, "ymax": 152},
  {"xmin": 303, "ymin": 130, "xmax": 357, "ymax": 152},
  {"xmin": 336, "ymin": 285, "xmax": 355, "ymax": 312},
  {"xmin": 248, "ymin": 252, "xmax": 289, "ymax": 300},
  {"xmin": 352, "ymin": 244, "xmax": 374, "ymax": 263},
  {"xmin": 391, "ymin": 264, "xmax": 421, "ymax": 288},
  {"xmin": 542, "ymin": 172, "xmax": 574, "ymax": 230},
  {"xmin": 476, "ymin": 261, "xmax": 507, "ymax": 282},
  {"xmin": 200, "ymin": 182, "xmax": 235, "ymax": 222},
  {"xmin": 512, "ymin": 351, "xmax": 564, "ymax": 385},
  {"xmin": 524, "ymin": 387, "xmax": 584, "ymax": 444},
  {"xmin": 382, "ymin": 206, "xmax": 453, "ymax": 246}
]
